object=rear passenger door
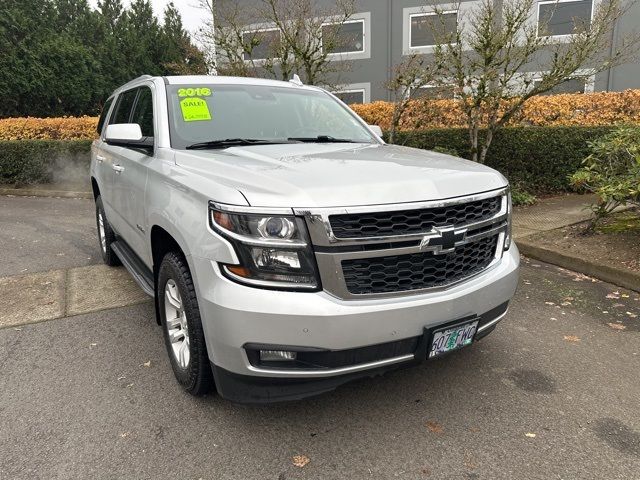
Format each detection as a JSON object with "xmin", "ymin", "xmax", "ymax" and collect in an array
[{"xmin": 103, "ymin": 86, "xmax": 155, "ymax": 260}]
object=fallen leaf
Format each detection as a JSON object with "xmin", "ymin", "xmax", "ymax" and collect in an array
[
  {"xmin": 426, "ymin": 421, "xmax": 444, "ymax": 434},
  {"xmin": 607, "ymin": 323, "xmax": 626, "ymax": 331},
  {"xmin": 143, "ymin": 361, "xmax": 151, "ymax": 367},
  {"xmin": 292, "ymin": 455, "xmax": 310, "ymax": 468},
  {"xmin": 621, "ymin": 294, "xmax": 630, "ymax": 298},
  {"xmin": 525, "ymin": 432, "xmax": 536, "ymax": 438},
  {"xmin": 563, "ymin": 335, "xmax": 580, "ymax": 342},
  {"xmin": 120, "ymin": 432, "xmax": 130, "ymax": 438}
]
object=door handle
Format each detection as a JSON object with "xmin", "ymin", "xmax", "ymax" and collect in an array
[
  {"xmin": 112, "ymin": 164, "xmax": 125, "ymax": 173},
  {"xmin": 96, "ymin": 155, "xmax": 106, "ymax": 163}
]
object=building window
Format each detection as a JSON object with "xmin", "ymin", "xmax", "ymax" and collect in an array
[
  {"xmin": 411, "ymin": 85, "xmax": 456, "ymax": 99},
  {"xmin": 409, "ymin": 11, "xmax": 458, "ymax": 48},
  {"xmin": 535, "ymin": 77, "xmax": 588, "ymax": 94},
  {"xmin": 242, "ymin": 28, "xmax": 280, "ymax": 61},
  {"xmin": 333, "ymin": 89, "xmax": 365, "ymax": 104},
  {"xmin": 322, "ymin": 19, "xmax": 365, "ymax": 54},
  {"xmin": 537, "ymin": 0, "xmax": 593, "ymax": 37}
]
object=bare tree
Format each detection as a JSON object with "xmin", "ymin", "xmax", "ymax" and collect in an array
[
  {"xmin": 195, "ymin": 0, "xmax": 218, "ymax": 74},
  {"xmin": 208, "ymin": 0, "xmax": 356, "ymax": 84},
  {"xmin": 385, "ymin": 54, "xmax": 439, "ymax": 144},
  {"xmin": 420, "ymin": 0, "xmax": 639, "ymax": 163}
]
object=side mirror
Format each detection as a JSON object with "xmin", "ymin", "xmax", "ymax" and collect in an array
[
  {"xmin": 105, "ymin": 124, "xmax": 153, "ymax": 150},
  {"xmin": 368, "ymin": 125, "xmax": 383, "ymax": 137}
]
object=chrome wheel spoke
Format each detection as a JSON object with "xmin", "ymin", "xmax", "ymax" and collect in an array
[
  {"xmin": 164, "ymin": 278, "xmax": 191, "ymax": 369},
  {"xmin": 166, "ymin": 316, "xmax": 181, "ymax": 329},
  {"xmin": 169, "ymin": 328, "xmax": 185, "ymax": 343}
]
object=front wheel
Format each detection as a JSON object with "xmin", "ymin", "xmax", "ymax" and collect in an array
[
  {"xmin": 95, "ymin": 196, "xmax": 120, "ymax": 266},
  {"xmin": 158, "ymin": 252, "xmax": 214, "ymax": 396}
]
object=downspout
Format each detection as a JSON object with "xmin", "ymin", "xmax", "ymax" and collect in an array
[
  {"xmin": 606, "ymin": 16, "xmax": 619, "ymax": 92},
  {"xmin": 387, "ymin": 0, "xmax": 393, "ymax": 101}
]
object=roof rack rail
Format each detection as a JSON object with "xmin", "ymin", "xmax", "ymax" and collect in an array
[{"xmin": 120, "ymin": 74, "xmax": 153, "ymax": 89}]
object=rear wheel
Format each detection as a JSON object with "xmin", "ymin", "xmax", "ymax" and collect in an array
[
  {"xmin": 158, "ymin": 251, "xmax": 214, "ymax": 395},
  {"xmin": 95, "ymin": 196, "xmax": 120, "ymax": 266}
]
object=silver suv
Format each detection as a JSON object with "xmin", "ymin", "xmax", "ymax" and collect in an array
[{"xmin": 90, "ymin": 75, "xmax": 519, "ymax": 403}]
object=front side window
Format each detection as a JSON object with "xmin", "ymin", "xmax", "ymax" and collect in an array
[
  {"xmin": 97, "ymin": 97, "xmax": 114, "ymax": 135},
  {"xmin": 167, "ymin": 84, "xmax": 376, "ymax": 149},
  {"xmin": 410, "ymin": 11, "xmax": 458, "ymax": 48},
  {"xmin": 535, "ymin": 78, "xmax": 586, "ymax": 94},
  {"xmin": 537, "ymin": 0, "xmax": 593, "ymax": 37},
  {"xmin": 242, "ymin": 29, "xmax": 281, "ymax": 60},
  {"xmin": 333, "ymin": 90, "xmax": 365, "ymax": 105},
  {"xmin": 110, "ymin": 89, "xmax": 138, "ymax": 125},
  {"xmin": 322, "ymin": 19, "xmax": 365, "ymax": 54},
  {"xmin": 131, "ymin": 87, "xmax": 154, "ymax": 137}
]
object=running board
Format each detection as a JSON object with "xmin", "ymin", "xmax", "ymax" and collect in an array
[{"xmin": 111, "ymin": 241, "xmax": 154, "ymax": 297}]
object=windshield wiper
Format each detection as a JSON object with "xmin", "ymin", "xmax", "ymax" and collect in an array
[
  {"xmin": 186, "ymin": 138, "xmax": 290, "ymax": 149},
  {"xmin": 287, "ymin": 135, "xmax": 362, "ymax": 143}
]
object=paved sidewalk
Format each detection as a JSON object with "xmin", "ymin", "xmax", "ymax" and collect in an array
[
  {"xmin": 513, "ymin": 193, "xmax": 598, "ymax": 239},
  {"xmin": 514, "ymin": 194, "xmax": 639, "ymax": 292}
]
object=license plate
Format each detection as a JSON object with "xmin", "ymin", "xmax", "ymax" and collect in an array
[{"xmin": 428, "ymin": 320, "xmax": 479, "ymax": 359}]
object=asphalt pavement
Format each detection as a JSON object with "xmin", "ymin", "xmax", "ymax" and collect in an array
[{"xmin": 1, "ymin": 196, "xmax": 639, "ymax": 479}]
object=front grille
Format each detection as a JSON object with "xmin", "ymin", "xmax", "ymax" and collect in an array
[
  {"xmin": 329, "ymin": 196, "xmax": 501, "ymax": 239},
  {"xmin": 341, "ymin": 235, "xmax": 499, "ymax": 295}
]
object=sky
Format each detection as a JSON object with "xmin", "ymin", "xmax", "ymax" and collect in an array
[{"xmin": 88, "ymin": 0, "xmax": 205, "ymax": 34}]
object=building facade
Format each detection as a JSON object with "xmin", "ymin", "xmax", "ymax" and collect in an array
[{"xmin": 227, "ymin": 0, "xmax": 640, "ymax": 103}]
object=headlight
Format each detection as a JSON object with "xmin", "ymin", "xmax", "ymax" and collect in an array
[
  {"xmin": 504, "ymin": 189, "xmax": 512, "ymax": 251},
  {"xmin": 209, "ymin": 203, "xmax": 320, "ymax": 290}
]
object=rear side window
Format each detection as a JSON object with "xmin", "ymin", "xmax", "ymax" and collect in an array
[
  {"xmin": 110, "ymin": 89, "xmax": 138, "ymax": 124},
  {"xmin": 96, "ymin": 97, "xmax": 114, "ymax": 135},
  {"xmin": 130, "ymin": 87, "xmax": 154, "ymax": 137}
]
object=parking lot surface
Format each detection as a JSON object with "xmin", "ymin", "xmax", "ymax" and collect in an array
[{"xmin": 1, "ymin": 195, "xmax": 639, "ymax": 479}]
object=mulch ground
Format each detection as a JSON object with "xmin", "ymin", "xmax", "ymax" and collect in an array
[{"xmin": 525, "ymin": 208, "xmax": 640, "ymax": 273}]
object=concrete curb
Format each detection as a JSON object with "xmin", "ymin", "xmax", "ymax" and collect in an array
[
  {"xmin": 0, "ymin": 187, "xmax": 92, "ymax": 199},
  {"xmin": 517, "ymin": 237, "xmax": 640, "ymax": 293}
]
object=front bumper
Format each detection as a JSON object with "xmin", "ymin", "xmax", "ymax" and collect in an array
[{"xmin": 189, "ymin": 243, "xmax": 520, "ymax": 403}]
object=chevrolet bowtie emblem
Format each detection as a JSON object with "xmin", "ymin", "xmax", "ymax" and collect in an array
[{"xmin": 419, "ymin": 226, "xmax": 467, "ymax": 254}]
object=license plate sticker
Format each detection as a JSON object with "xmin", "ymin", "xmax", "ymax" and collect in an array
[{"xmin": 428, "ymin": 320, "xmax": 479, "ymax": 359}]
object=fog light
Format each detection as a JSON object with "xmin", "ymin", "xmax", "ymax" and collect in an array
[
  {"xmin": 252, "ymin": 248, "xmax": 301, "ymax": 269},
  {"xmin": 260, "ymin": 350, "xmax": 297, "ymax": 362}
]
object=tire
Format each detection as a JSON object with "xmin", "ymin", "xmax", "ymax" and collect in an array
[
  {"xmin": 95, "ymin": 196, "xmax": 121, "ymax": 266},
  {"xmin": 158, "ymin": 251, "xmax": 214, "ymax": 395}
]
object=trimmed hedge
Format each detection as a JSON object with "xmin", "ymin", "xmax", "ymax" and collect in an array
[
  {"xmin": 394, "ymin": 125, "xmax": 615, "ymax": 192},
  {"xmin": 0, "ymin": 140, "xmax": 92, "ymax": 186},
  {"xmin": 0, "ymin": 126, "xmax": 613, "ymax": 192}
]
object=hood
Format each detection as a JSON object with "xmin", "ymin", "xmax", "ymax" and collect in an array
[{"xmin": 174, "ymin": 143, "xmax": 507, "ymax": 208}]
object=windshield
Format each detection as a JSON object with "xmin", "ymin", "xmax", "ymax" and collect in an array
[{"xmin": 166, "ymin": 84, "xmax": 376, "ymax": 149}]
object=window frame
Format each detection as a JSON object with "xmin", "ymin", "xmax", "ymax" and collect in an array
[
  {"xmin": 536, "ymin": 0, "xmax": 595, "ymax": 40},
  {"xmin": 332, "ymin": 88, "xmax": 366, "ymax": 105},
  {"xmin": 129, "ymin": 86, "xmax": 155, "ymax": 138},
  {"xmin": 241, "ymin": 26, "xmax": 282, "ymax": 62},
  {"xmin": 527, "ymin": 69, "xmax": 596, "ymax": 94},
  {"xmin": 321, "ymin": 18, "xmax": 366, "ymax": 56},
  {"xmin": 408, "ymin": 10, "xmax": 459, "ymax": 50},
  {"xmin": 97, "ymin": 96, "xmax": 116, "ymax": 137}
]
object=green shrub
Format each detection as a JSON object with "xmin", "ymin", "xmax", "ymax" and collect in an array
[
  {"xmin": 511, "ymin": 187, "xmax": 537, "ymax": 206},
  {"xmin": 0, "ymin": 140, "xmax": 92, "ymax": 186},
  {"xmin": 394, "ymin": 126, "xmax": 615, "ymax": 193},
  {"xmin": 570, "ymin": 124, "xmax": 640, "ymax": 230}
]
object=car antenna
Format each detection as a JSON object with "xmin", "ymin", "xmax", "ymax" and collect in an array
[{"xmin": 290, "ymin": 74, "xmax": 303, "ymax": 86}]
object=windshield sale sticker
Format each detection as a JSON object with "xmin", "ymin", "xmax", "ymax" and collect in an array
[
  {"xmin": 180, "ymin": 97, "xmax": 211, "ymax": 122},
  {"xmin": 178, "ymin": 87, "xmax": 211, "ymax": 97}
]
